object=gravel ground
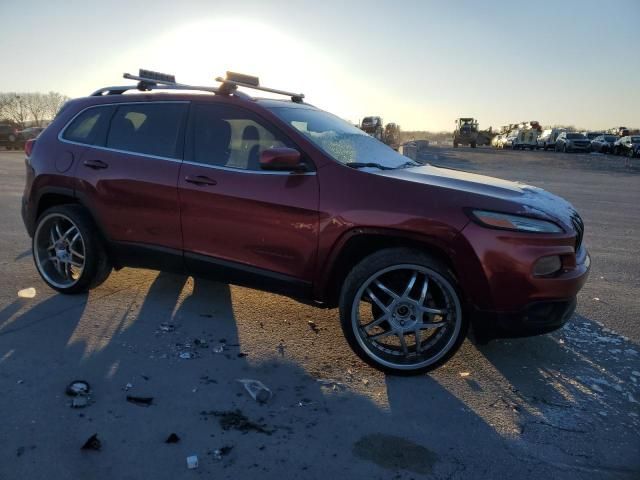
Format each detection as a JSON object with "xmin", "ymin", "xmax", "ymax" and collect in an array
[{"xmin": 0, "ymin": 147, "xmax": 638, "ymax": 479}]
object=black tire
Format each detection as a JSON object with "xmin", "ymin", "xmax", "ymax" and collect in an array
[
  {"xmin": 338, "ymin": 248, "xmax": 468, "ymax": 375},
  {"xmin": 32, "ymin": 205, "xmax": 112, "ymax": 294}
]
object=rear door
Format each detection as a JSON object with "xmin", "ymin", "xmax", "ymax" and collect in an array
[
  {"xmin": 68, "ymin": 101, "xmax": 188, "ymax": 264},
  {"xmin": 178, "ymin": 102, "xmax": 319, "ymax": 296}
]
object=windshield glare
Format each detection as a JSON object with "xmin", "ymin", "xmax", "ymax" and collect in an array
[
  {"xmin": 566, "ymin": 133, "xmax": 586, "ymax": 139},
  {"xmin": 268, "ymin": 107, "xmax": 418, "ymax": 169}
]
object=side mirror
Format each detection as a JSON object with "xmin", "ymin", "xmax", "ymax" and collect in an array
[{"xmin": 259, "ymin": 147, "xmax": 307, "ymax": 172}]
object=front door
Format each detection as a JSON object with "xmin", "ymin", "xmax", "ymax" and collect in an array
[{"xmin": 178, "ymin": 102, "xmax": 319, "ymax": 297}]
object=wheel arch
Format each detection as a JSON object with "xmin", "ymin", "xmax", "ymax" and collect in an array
[{"xmin": 316, "ymin": 229, "xmax": 459, "ymax": 308}]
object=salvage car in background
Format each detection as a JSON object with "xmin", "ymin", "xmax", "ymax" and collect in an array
[
  {"xmin": 590, "ymin": 134, "xmax": 618, "ymax": 153},
  {"xmin": 18, "ymin": 127, "xmax": 45, "ymax": 141},
  {"xmin": 0, "ymin": 124, "xmax": 20, "ymax": 150},
  {"xmin": 555, "ymin": 132, "xmax": 590, "ymax": 153},
  {"xmin": 613, "ymin": 135, "xmax": 640, "ymax": 157},
  {"xmin": 537, "ymin": 128, "xmax": 566, "ymax": 151},
  {"xmin": 582, "ymin": 131, "xmax": 604, "ymax": 141},
  {"xmin": 513, "ymin": 128, "xmax": 539, "ymax": 150}
]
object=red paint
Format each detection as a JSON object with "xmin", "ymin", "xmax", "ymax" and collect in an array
[{"xmin": 22, "ymin": 91, "xmax": 589, "ymax": 329}]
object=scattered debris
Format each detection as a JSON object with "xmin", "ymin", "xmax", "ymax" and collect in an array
[
  {"xmin": 213, "ymin": 344, "xmax": 225, "ymax": 354},
  {"xmin": 237, "ymin": 379, "xmax": 272, "ymax": 403},
  {"xmin": 126, "ymin": 395, "xmax": 154, "ymax": 407},
  {"xmin": 317, "ymin": 379, "xmax": 348, "ymax": 392},
  {"xmin": 17, "ymin": 379, "xmax": 24, "ymax": 384},
  {"xmin": 123, "ymin": 383, "xmax": 133, "ymax": 391},
  {"xmin": 193, "ymin": 338, "xmax": 208, "ymax": 349},
  {"xmin": 179, "ymin": 352, "xmax": 195, "ymax": 360},
  {"xmin": 158, "ymin": 323, "xmax": 175, "ymax": 333},
  {"xmin": 203, "ymin": 409, "xmax": 273, "ymax": 435},
  {"xmin": 81, "ymin": 434, "xmax": 101, "ymax": 451},
  {"xmin": 308, "ymin": 320, "xmax": 320, "ymax": 334},
  {"xmin": 362, "ymin": 378, "xmax": 370, "ymax": 386},
  {"xmin": 593, "ymin": 297, "xmax": 600, "ymax": 302},
  {"xmin": 213, "ymin": 445, "xmax": 233, "ymax": 461},
  {"xmin": 186, "ymin": 455, "xmax": 199, "ymax": 469},
  {"xmin": 165, "ymin": 433, "xmax": 180, "ymax": 444},
  {"xmin": 459, "ymin": 372, "xmax": 471, "ymax": 377},
  {"xmin": 66, "ymin": 380, "xmax": 91, "ymax": 397},
  {"xmin": 18, "ymin": 287, "xmax": 36, "ymax": 298}
]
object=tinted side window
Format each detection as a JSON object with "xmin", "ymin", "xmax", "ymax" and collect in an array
[
  {"xmin": 62, "ymin": 106, "xmax": 114, "ymax": 145},
  {"xmin": 189, "ymin": 104, "xmax": 290, "ymax": 170},
  {"xmin": 107, "ymin": 103, "xmax": 187, "ymax": 158}
]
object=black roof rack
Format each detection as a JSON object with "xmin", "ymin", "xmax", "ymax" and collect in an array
[
  {"xmin": 90, "ymin": 69, "xmax": 305, "ymax": 103},
  {"xmin": 216, "ymin": 71, "xmax": 305, "ymax": 103}
]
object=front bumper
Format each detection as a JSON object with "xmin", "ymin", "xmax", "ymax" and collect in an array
[
  {"xmin": 454, "ymin": 221, "xmax": 590, "ymax": 337},
  {"xmin": 472, "ymin": 297, "xmax": 577, "ymax": 339}
]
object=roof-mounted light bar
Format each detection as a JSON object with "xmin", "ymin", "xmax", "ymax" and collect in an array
[{"xmin": 216, "ymin": 71, "xmax": 305, "ymax": 103}]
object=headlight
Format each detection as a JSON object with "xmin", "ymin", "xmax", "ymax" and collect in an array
[{"xmin": 470, "ymin": 210, "xmax": 563, "ymax": 233}]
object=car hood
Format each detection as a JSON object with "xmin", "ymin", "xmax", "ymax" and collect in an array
[{"xmin": 378, "ymin": 165, "xmax": 578, "ymax": 226}]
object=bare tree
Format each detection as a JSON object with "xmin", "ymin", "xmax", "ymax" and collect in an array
[
  {"xmin": 0, "ymin": 91, "xmax": 70, "ymax": 128},
  {"xmin": 0, "ymin": 93, "xmax": 30, "ymax": 128}
]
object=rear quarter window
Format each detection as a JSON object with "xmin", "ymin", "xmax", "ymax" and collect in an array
[
  {"xmin": 106, "ymin": 103, "xmax": 187, "ymax": 159},
  {"xmin": 62, "ymin": 106, "xmax": 114, "ymax": 145}
]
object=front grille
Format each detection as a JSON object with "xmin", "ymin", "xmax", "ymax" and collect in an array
[{"xmin": 571, "ymin": 213, "xmax": 584, "ymax": 251}]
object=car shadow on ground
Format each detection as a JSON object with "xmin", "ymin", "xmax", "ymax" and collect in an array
[
  {"xmin": 1, "ymin": 272, "xmax": 639, "ymax": 479},
  {"xmin": 465, "ymin": 313, "xmax": 640, "ymax": 473}
]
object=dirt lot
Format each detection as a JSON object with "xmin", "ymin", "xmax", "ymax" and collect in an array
[{"xmin": 1, "ymin": 147, "xmax": 638, "ymax": 479}]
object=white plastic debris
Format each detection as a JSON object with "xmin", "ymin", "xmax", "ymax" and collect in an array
[
  {"xmin": 237, "ymin": 379, "xmax": 272, "ymax": 403},
  {"xmin": 459, "ymin": 372, "xmax": 471, "ymax": 377},
  {"xmin": 213, "ymin": 344, "xmax": 225, "ymax": 354},
  {"xmin": 179, "ymin": 352, "xmax": 195, "ymax": 359},
  {"xmin": 186, "ymin": 455, "xmax": 198, "ymax": 469},
  {"xmin": 316, "ymin": 379, "xmax": 348, "ymax": 392},
  {"xmin": 18, "ymin": 288, "xmax": 36, "ymax": 298}
]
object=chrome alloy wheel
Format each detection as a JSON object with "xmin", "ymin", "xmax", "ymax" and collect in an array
[
  {"xmin": 351, "ymin": 264, "xmax": 462, "ymax": 370},
  {"xmin": 33, "ymin": 213, "xmax": 86, "ymax": 289}
]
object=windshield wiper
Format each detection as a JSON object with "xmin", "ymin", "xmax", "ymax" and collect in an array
[
  {"xmin": 397, "ymin": 161, "xmax": 420, "ymax": 169},
  {"xmin": 346, "ymin": 162, "xmax": 394, "ymax": 171}
]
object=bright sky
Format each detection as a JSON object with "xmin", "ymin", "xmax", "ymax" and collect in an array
[{"xmin": 2, "ymin": 0, "xmax": 638, "ymax": 131}]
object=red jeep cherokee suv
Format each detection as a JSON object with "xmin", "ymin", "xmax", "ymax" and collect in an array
[{"xmin": 21, "ymin": 71, "xmax": 590, "ymax": 374}]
